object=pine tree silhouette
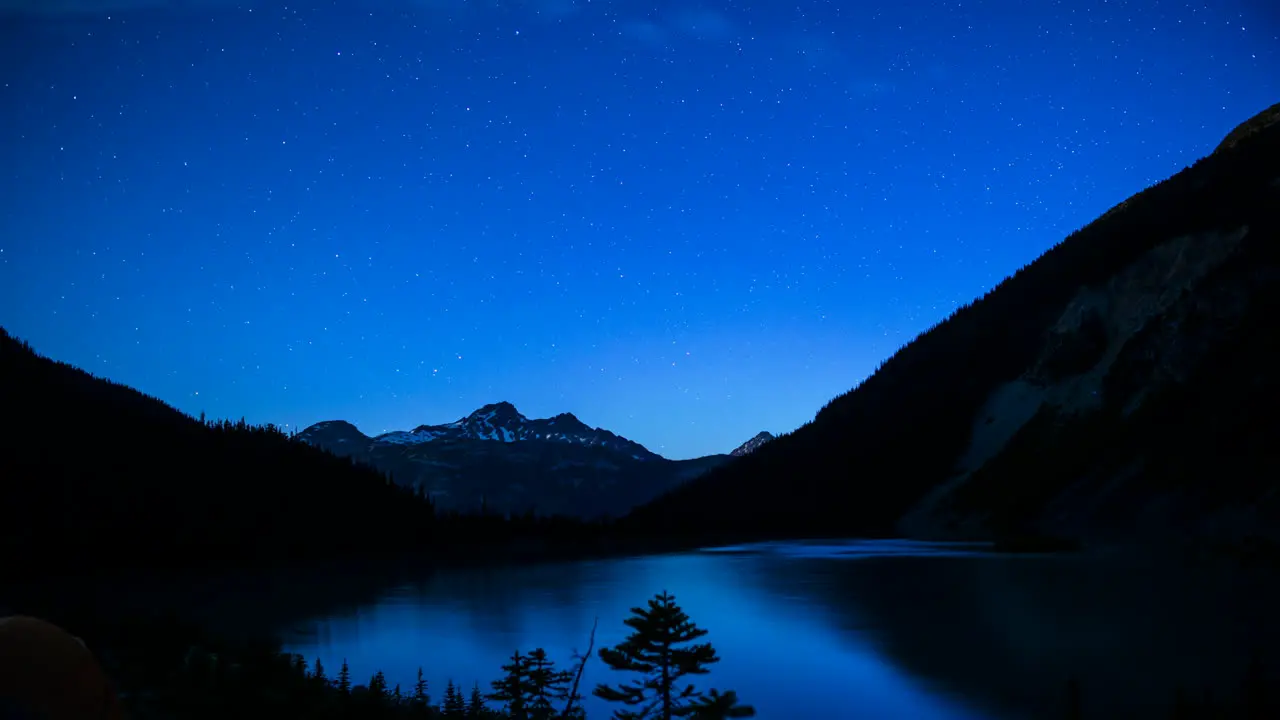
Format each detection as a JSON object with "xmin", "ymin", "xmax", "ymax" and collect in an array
[
  {"xmin": 369, "ymin": 669, "xmax": 389, "ymax": 701},
  {"xmin": 443, "ymin": 679, "xmax": 466, "ymax": 717},
  {"xmin": 594, "ymin": 590, "xmax": 754, "ymax": 720},
  {"xmin": 414, "ymin": 667, "xmax": 430, "ymax": 708},
  {"xmin": 467, "ymin": 682, "xmax": 487, "ymax": 718},
  {"xmin": 526, "ymin": 648, "xmax": 573, "ymax": 720},
  {"xmin": 488, "ymin": 650, "xmax": 532, "ymax": 718},
  {"xmin": 337, "ymin": 659, "xmax": 352, "ymax": 694},
  {"xmin": 312, "ymin": 657, "xmax": 327, "ymax": 685}
]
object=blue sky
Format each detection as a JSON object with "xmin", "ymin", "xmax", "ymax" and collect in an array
[{"xmin": 1, "ymin": 0, "xmax": 1277, "ymax": 458}]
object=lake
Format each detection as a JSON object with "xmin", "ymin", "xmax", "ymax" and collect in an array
[{"xmin": 274, "ymin": 540, "xmax": 1280, "ymax": 719}]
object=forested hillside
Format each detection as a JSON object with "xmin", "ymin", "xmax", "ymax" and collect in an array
[{"xmin": 0, "ymin": 329, "xmax": 592, "ymax": 573}]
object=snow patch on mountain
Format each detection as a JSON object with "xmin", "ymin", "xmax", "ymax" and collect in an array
[{"xmin": 302, "ymin": 401, "xmax": 661, "ymax": 460}]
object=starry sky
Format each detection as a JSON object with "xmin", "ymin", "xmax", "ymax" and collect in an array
[{"xmin": 1, "ymin": 0, "xmax": 1277, "ymax": 459}]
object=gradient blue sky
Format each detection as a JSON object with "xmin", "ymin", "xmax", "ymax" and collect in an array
[{"xmin": 1, "ymin": 0, "xmax": 1277, "ymax": 459}]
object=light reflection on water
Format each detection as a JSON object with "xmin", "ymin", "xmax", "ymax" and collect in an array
[
  {"xmin": 281, "ymin": 541, "xmax": 1005, "ymax": 720},
  {"xmin": 279, "ymin": 540, "xmax": 1280, "ymax": 719}
]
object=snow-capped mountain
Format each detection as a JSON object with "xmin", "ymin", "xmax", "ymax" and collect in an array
[
  {"xmin": 356, "ymin": 401, "xmax": 660, "ymax": 460},
  {"xmin": 730, "ymin": 431, "xmax": 775, "ymax": 457},
  {"xmin": 296, "ymin": 403, "xmax": 729, "ymax": 518}
]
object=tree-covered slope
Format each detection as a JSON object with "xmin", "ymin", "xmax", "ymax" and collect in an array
[{"xmin": 0, "ymin": 327, "xmax": 443, "ymax": 571}]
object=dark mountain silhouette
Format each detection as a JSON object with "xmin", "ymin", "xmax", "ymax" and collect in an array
[
  {"xmin": 0, "ymin": 329, "xmax": 594, "ymax": 575},
  {"xmin": 297, "ymin": 407, "xmax": 733, "ymax": 518},
  {"xmin": 623, "ymin": 101, "xmax": 1280, "ymax": 550}
]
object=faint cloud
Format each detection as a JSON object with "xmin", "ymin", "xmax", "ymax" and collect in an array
[
  {"xmin": 669, "ymin": 7, "xmax": 736, "ymax": 42},
  {"xmin": 0, "ymin": 0, "xmax": 582, "ymax": 17},
  {"xmin": 927, "ymin": 63, "xmax": 953, "ymax": 83},
  {"xmin": 621, "ymin": 19, "xmax": 674, "ymax": 50},
  {"xmin": 529, "ymin": 0, "xmax": 582, "ymax": 17},
  {"xmin": 620, "ymin": 7, "xmax": 737, "ymax": 50},
  {"xmin": 785, "ymin": 32, "xmax": 846, "ymax": 69},
  {"xmin": 0, "ymin": 0, "xmax": 221, "ymax": 14},
  {"xmin": 849, "ymin": 77, "xmax": 896, "ymax": 98},
  {"xmin": 408, "ymin": 0, "xmax": 584, "ymax": 18}
]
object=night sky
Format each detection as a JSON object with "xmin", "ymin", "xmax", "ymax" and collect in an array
[{"xmin": 1, "ymin": 1, "xmax": 1276, "ymax": 460}]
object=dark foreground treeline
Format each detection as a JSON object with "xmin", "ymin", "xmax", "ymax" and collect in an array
[
  {"xmin": 43, "ymin": 590, "xmax": 755, "ymax": 720},
  {"xmin": 0, "ymin": 327, "xmax": 622, "ymax": 575}
]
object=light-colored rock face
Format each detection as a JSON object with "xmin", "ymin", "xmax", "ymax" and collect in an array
[
  {"xmin": 898, "ymin": 225, "xmax": 1254, "ymax": 540},
  {"xmin": 730, "ymin": 431, "xmax": 775, "ymax": 457}
]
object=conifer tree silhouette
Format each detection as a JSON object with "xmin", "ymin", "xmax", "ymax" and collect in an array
[
  {"xmin": 467, "ymin": 682, "xmax": 487, "ymax": 718},
  {"xmin": 526, "ymin": 648, "xmax": 573, "ymax": 719},
  {"xmin": 443, "ymin": 679, "xmax": 466, "ymax": 717},
  {"xmin": 369, "ymin": 669, "xmax": 389, "ymax": 700},
  {"xmin": 337, "ymin": 659, "xmax": 352, "ymax": 694},
  {"xmin": 413, "ymin": 667, "xmax": 430, "ymax": 708},
  {"xmin": 594, "ymin": 590, "xmax": 754, "ymax": 719},
  {"xmin": 488, "ymin": 650, "xmax": 532, "ymax": 718}
]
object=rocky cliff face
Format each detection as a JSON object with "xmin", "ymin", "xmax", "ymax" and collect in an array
[
  {"xmin": 897, "ymin": 222, "xmax": 1277, "ymax": 545},
  {"xmin": 898, "ymin": 122, "xmax": 1280, "ymax": 546},
  {"xmin": 730, "ymin": 432, "xmax": 775, "ymax": 457}
]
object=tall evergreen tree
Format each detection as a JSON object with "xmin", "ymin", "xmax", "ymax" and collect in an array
[
  {"xmin": 526, "ymin": 648, "xmax": 573, "ymax": 720},
  {"xmin": 312, "ymin": 658, "xmax": 327, "ymax": 685},
  {"xmin": 467, "ymin": 682, "xmax": 487, "ymax": 718},
  {"xmin": 337, "ymin": 659, "xmax": 352, "ymax": 694},
  {"xmin": 369, "ymin": 670, "xmax": 389, "ymax": 701},
  {"xmin": 594, "ymin": 590, "xmax": 754, "ymax": 720},
  {"xmin": 443, "ymin": 679, "xmax": 466, "ymax": 718},
  {"xmin": 413, "ymin": 667, "xmax": 431, "ymax": 707},
  {"xmin": 488, "ymin": 649, "xmax": 532, "ymax": 718}
]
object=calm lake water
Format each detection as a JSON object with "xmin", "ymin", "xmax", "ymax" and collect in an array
[{"xmin": 272, "ymin": 540, "xmax": 1280, "ymax": 720}]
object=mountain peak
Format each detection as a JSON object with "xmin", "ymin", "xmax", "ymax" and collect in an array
[
  {"xmin": 312, "ymin": 419, "xmax": 359, "ymax": 431},
  {"xmin": 466, "ymin": 401, "xmax": 525, "ymax": 422},
  {"xmin": 295, "ymin": 420, "xmax": 372, "ymax": 447},
  {"xmin": 730, "ymin": 431, "xmax": 775, "ymax": 457}
]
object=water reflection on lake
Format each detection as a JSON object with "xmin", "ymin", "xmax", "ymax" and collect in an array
[{"xmin": 279, "ymin": 541, "xmax": 1280, "ymax": 719}]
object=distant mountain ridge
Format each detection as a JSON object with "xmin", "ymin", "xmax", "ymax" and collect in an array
[
  {"xmin": 298, "ymin": 404, "xmax": 750, "ymax": 518},
  {"xmin": 302, "ymin": 401, "xmax": 659, "ymax": 461}
]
